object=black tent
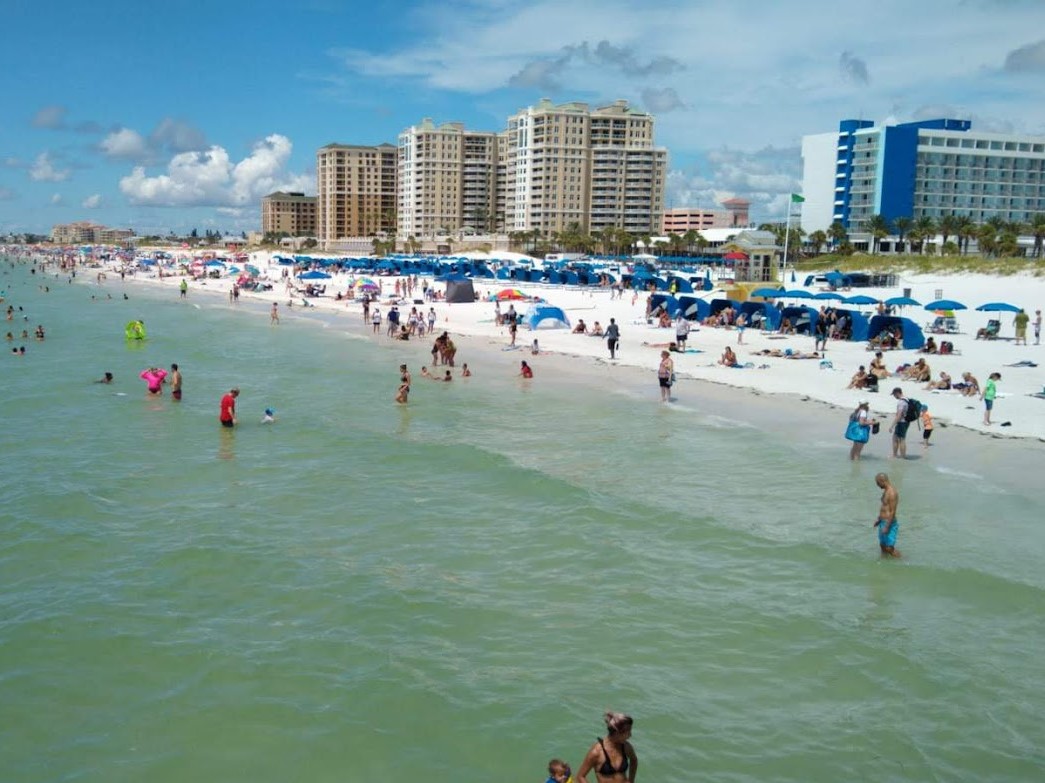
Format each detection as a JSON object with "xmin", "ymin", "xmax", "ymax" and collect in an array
[{"xmin": 445, "ymin": 276, "xmax": 475, "ymax": 303}]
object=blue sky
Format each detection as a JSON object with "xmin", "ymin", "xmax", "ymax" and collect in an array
[{"xmin": 3, "ymin": 0, "xmax": 1045, "ymax": 236}]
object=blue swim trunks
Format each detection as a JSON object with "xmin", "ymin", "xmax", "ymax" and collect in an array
[{"xmin": 877, "ymin": 519, "xmax": 899, "ymax": 548}]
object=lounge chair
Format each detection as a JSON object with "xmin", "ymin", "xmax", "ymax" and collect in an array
[{"xmin": 975, "ymin": 320, "xmax": 1000, "ymax": 340}]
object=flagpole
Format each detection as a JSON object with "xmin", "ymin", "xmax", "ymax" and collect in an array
[{"xmin": 783, "ymin": 196, "xmax": 792, "ymax": 282}]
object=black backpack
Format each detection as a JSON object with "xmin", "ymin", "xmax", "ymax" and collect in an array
[{"xmin": 904, "ymin": 397, "xmax": 922, "ymax": 422}]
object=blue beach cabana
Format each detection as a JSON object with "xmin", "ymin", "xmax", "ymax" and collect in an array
[
  {"xmin": 737, "ymin": 301, "xmax": 781, "ymax": 331},
  {"xmin": 649, "ymin": 294, "xmax": 681, "ymax": 318},
  {"xmin": 867, "ymin": 315, "xmax": 925, "ymax": 350},
  {"xmin": 830, "ymin": 308, "xmax": 870, "ymax": 342},
  {"xmin": 524, "ymin": 304, "xmax": 571, "ymax": 330},
  {"xmin": 780, "ymin": 306, "xmax": 819, "ymax": 335},
  {"xmin": 677, "ymin": 296, "xmax": 710, "ymax": 322}
]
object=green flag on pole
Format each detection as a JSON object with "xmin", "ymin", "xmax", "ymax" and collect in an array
[{"xmin": 790, "ymin": 193, "xmax": 805, "ymax": 203}]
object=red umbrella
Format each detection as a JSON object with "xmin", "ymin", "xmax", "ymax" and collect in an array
[{"xmin": 723, "ymin": 251, "xmax": 748, "ymax": 260}]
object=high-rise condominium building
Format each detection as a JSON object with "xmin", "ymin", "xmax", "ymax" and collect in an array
[
  {"xmin": 503, "ymin": 99, "xmax": 667, "ymax": 236},
  {"xmin": 315, "ymin": 143, "xmax": 397, "ymax": 246},
  {"xmin": 51, "ymin": 221, "xmax": 133, "ymax": 244},
  {"xmin": 662, "ymin": 199, "xmax": 751, "ymax": 233},
  {"xmin": 397, "ymin": 120, "xmax": 499, "ymax": 238},
  {"xmin": 261, "ymin": 191, "xmax": 317, "ymax": 236},
  {"xmin": 802, "ymin": 118, "xmax": 1045, "ymax": 234}
]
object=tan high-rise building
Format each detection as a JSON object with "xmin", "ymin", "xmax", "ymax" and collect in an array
[
  {"xmin": 316, "ymin": 143, "xmax": 397, "ymax": 247},
  {"xmin": 261, "ymin": 191, "xmax": 317, "ymax": 236},
  {"xmin": 397, "ymin": 120, "xmax": 499, "ymax": 238}
]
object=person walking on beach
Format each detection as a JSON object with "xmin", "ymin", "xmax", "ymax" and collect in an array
[
  {"xmin": 576, "ymin": 712, "xmax": 637, "ymax": 783},
  {"xmin": 169, "ymin": 363, "xmax": 182, "ymax": 401},
  {"xmin": 889, "ymin": 387, "xmax": 911, "ymax": 459},
  {"xmin": 873, "ymin": 472, "xmax": 901, "ymax": 558},
  {"xmin": 1014, "ymin": 308, "xmax": 1030, "ymax": 346},
  {"xmin": 658, "ymin": 350, "xmax": 674, "ymax": 402},
  {"xmin": 606, "ymin": 318, "xmax": 620, "ymax": 359},
  {"xmin": 920, "ymin": 405, "xmax": 933, "ymax": 448},
  {"xmin": 219, "ymin": 387, "xmax": 239, "ymax": 428},
  {"xmin": 508, "ymin": 317, "xmax": 518, "ymax": 347},
  {"xmin": 1034, "ymin": 309, "xmax": 1041, "ymax": 345},
  {"xmin": 981, "ymin": 372, "xmax": 1001, "ymax": 425},
  {"xmin": 179, "ymin": 279, "xmax": 188, "ymax": 298},
  {"xmin": 270, "ymin": 302, "xmax": 279, "ymax": 325},
  {"xmin": 847, "ymin": 401, "xmax": 875, "ymax": 461}
]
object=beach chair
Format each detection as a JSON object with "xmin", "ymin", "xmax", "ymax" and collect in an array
[{"xmin": 975, "ymin": 320, "xmax": 1000, "ymax": 340}]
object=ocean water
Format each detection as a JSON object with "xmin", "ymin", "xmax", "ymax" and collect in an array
[{"xmin": 2, "ymin": 259, "xmax": 1044, "ymax": 782}]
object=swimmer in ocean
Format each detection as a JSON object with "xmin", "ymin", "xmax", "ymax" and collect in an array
[{"xmin": 873, "ymin": 472, "xmax": 901, "ymax": 558}]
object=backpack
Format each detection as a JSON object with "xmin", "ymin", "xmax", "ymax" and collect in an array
[{"xmin": 904, "ymin": 397, "xmax": 922, "ymax": 422}]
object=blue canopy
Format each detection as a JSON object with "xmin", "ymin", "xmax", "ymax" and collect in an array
[
  {"xmin": 886, "ymin": 296, "xmax": 921, "ymax": 307},
  {"xmin": 751, "ymin": 287, "xmax": 784, "ymax": 298},
  {"xmin": 784, "ymin": 289, "xmax": 814, "ymax": 299},
  {"xmin": 924, "ymin": 299, "xmax": 967, "ymax": 311},
  {"xmin": 737, "ymin": 301, "xmax": 781, "ymax": 331},
  {"xmin": 975, "ymin": 302, "xmax": 1021, "ymax": 313},
  {"xmin": 867, "ymin": 315, "xmax": 926, "ymax": 349},
  {"xmin": 299, "ymin": 270, "xmax": 332, "ymax": 280},
  {"xmin": 677, "ymin": 296, "xmax": 709, "ymax": 321},
  {"xmin": 649, "ymin": 294, "xmax": 680, "ymax": 318},
  {"xmin": 780, "ymin": 306, "xmax": 818, "ymax": 335},
  {"xmin": 832, "ymin": 308, "xmax": 870, "ymax": 342},
  {"xmin": 525, "ymin": 304, "xmax": 570, "ymax": 330},
  {"xmin": 814, "ymin": 291, "xmax": 845, "ymax": 301},
  {"xmin": 844, "ymin": 294, "xmax": 879, "ymax": 306}
]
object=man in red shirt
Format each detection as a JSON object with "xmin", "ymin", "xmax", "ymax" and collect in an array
[{"xmin": 219, "ymin": 387, "xmax": 239, "ymax": 428}]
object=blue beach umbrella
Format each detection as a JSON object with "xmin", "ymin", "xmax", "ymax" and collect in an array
[
  {"xmin": 843, "ymin": 294, "xmax": 879, "ymax": 305},
  {"xmin": 814, "ymin": 291, "xmax": 845, "ymax": 300},
  {"xmin": 923, "ymin": 299, "xmax": 966, "ymax": 311},
  {"xmin": 784, "ymin": 289, "xmax": 813, "ymax": 299},
  {"xmin": 751, "ymin": 286, "xmax": 784, "ymax": 298},
  {"xmin": 975, "ymin": 302, "xmax": 1020, "ymax": 313},
  {"xmin": 885, "ymin": 296, "xmax": 921, "ymax": 307},
  {"xmin": 299, "ymin": 270, "xmax": 332, "ymax": 280}
]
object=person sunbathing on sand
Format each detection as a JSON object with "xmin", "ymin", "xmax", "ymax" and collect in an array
[
  {"xmin": 572, "ymin": 319, "xmax": 588, "ymax": 334},
  {"xmin": 590, "ymin": 321, "xmax": 604, "ymax": 336},
  {"xmin": 848, "ymin": 365, "xmax": 869, "ymax": 389},
  {"xmin": 869, "ymin": 352, "xmax": 890, "ymax": 379},
  {"xmin": 720, "ymin": 346, "xmax": 738, "ymax": 366},
  {"xmin": 925, "ymin": 371, "xmax": 951, "ymax": 391},
  {"xmin": 642, "ymin": 341, "xmax": 682, "ymax": 352}
]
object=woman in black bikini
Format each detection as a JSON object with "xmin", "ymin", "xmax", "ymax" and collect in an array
[{"xmin": 576, "ymin": 712, "xmax": 637, "ymax": 783}]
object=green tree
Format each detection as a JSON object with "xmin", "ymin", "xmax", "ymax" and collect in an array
[
  {"xmin": 938, "ymin": 214, "xmax": 959, "ymax": 249},
  {"xmin": 955, "ymin": 215, "xmax": 976, "ymax": 256},
  {"xmin": 827, "ymin": 221, "xmax": 848, "ymax": 248},
  {"xmin": 913, "ymin": 216, "xmax": 936, "ymax": 254},
  {"xmin": 977, "ymin": 223, "xmax": 997, "ymax": 258},
  {"xmin": 807, "ymin": 230, "xmax": 827, "ymax": 255},
  {"xmin": 866, "ymin": 214, "xmax": 891, "ymax": 255},
  {"xmin": 892, "ymin": 216, "xmax": 912, "ymax": 254},
  {"xmin": 1029, "ymin": 214, "xmax": 1045, "ymax": 258}
]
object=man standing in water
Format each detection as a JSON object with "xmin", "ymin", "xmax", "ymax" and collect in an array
[
  {"xmin": 219, "ymin": 387, "xmax": 239, "ymax": 428},
  {"xmin": 873, "ymin": 472, "xmax": 901, "ymax": 558},
  {"xmin": 169, "ymin": 363, "xmax": 183, "ymax": 401}
]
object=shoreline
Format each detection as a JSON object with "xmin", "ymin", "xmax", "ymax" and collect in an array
[{"xmin": 54, "ymin": 250, "xmax": 1044, "ymax": 445}]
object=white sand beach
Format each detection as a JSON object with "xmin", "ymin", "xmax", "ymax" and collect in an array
[{"xmin": 82, "ymin": 250, "xmax": 1045, "ymax": 441}]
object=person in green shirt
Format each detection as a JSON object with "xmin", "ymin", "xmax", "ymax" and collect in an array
[
  {"xmin": 981, "ymin": 371, "xmax": 1001, "ymax": 425},
  {"xmin": 1013, "ymin": 309, "xmax": 1030, "ymax": 346}
]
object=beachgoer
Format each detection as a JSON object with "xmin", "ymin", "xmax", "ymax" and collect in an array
[
  {"xmin": 169, "ymin": 363, "xmax": 182, "ymax": 401},
  {"xmin": 371, "ymin": 307, "xmax": 382, "ymax": 334},
  {"xmin": 573, "ymin": 319, "xmax": 588, "ymax": 334},
  {"xmin": 270, "ymin": 302, "xmax": 280, "ymax": 325},
  {"xmin": 889, "ymin": 387, "xmax": 912, "ymax": 458},
  {"xmin": 442, "ymin": 370, "xmax": 453, "ymax": 382},
  {"xmin": 658, "ymin": 350, "xmax": 674, "ymax": 402},
  {"xmin": 139, "ymin": 367, "xmax": 167, "ymax": 395},
  {"xmin": 261, "ymin": 408, "xmax": 276, "ymax": 424},
  {"xmin": 921, "ymin": 406, "xmax": 933, "ymax": 447},
  {"xmin": 869, "ymin": 352, "xmax": 889, "ymax": 380},
  {"xmin": 461, "ymin": 363, "xmax": 472, "ymax": 377},
  {"xmin": 873, "ymin": 472, "xmax": 901, "ymax": 558},
  {"xmin": 95, "ymin": 372, "xmax": 114, "ymax": 384},
  {"xmin": 532, "ymin": 338, "xmax": 540, "ymax": 355},
  {"xmin": 720, "ymin": 346, "xmax": 738, "ymax": 367},
  {"xmin": 847, "ymin": 401, "xmax": 876, "ymax": 461},
  {"xmin": 545, "ymin": 758, "xmax": 572, "ymax": 783},
  {"xmin": 606, "ymin": 318, "xmax": 620, "ymax": 359},
  {"xmin": 1034, "ymin": 309, "xmax": 1042, "ymax": 345},
  {"xmin": 1014, "ymin": 308, "xmax": 1030, "ymax": 346},
  {"xmin": 981, "ymin": 372, "xmax": 1000, "ymax": 425},
  {"xmin": 847, "ymin": 365, "xmax": 869, "ymax": 389},
  {"xmin": 815, "ymin": 317, "xmax": 828, "ymax": 353},
  {"xmin": 735, "ymin": 313, "xmax": 746, "ymax": 344},
  {"xmin": 179, "ymin": 279, "xmax": 188, "ymax": 298},
  {"xmin": 576, "ymin": 712, "xmax": 637, "ymax": 783},
  {"xmin": 519, "ymin": 360, "xmax": 533, "ymax": 379},
  {"xmin": 219, "ymin": 387, "xmax": 239, "ymax": 427},
  {"xmin": 509, "ymin": 318, "xmax": 518, "ymax": 347},
  {"xmin": 675, "ymin": 315, "xmax": 690, "ymax": 350},
  {"xmin": 396, "ymin": 364, "xmax": 411, "ymax": 404}
]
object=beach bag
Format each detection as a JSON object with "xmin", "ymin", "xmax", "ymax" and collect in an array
[
  {"xmin": 904, "ymin": 398, "xmax": 922, "ymax": 422},
  {"xmin": 872, "ymin": 422, "xmax": 881, "ymax": 435},
  {"xmin": 845, "ymin": 419, "xmax": 869, "ymax": 443}
]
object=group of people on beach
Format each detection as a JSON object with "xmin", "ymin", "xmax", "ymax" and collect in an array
[{"xmin": 543, "ymin": 712, "xmax": 638, "ymax": 783}]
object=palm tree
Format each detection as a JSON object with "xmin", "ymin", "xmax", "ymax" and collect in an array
[
  {"xmin": 1029, "ymin": 214, "xmax": 1045, "ymax": 258},
  {"xmin": 807, "ymin": 230, "xmax": 827, "ymax": 255},
  {"xmin": 682, "ymin": 229, "xmax": 700, "ymax": 255},
  {"xmin": 977, "ymin": 223, "xmax": 997, "ymax": 258},
  {"xmin": 914, "ymin": 216, "xmax": 936, "ymax": 254},
  {"xmin": 892, "ymin": 216, "xmax": 913, "ymax": 254},
  {"xmin": 866, "ymin": 214, "xmax": 891, "ymax": 255},
  {"xmin": 938, "ymin": 214, "xmax": 959, "ymax": 249},
  {"xmin": 827, "ymin": 221, "xmax": 848, "ymax": 249},
  {"xmin": 955, "ymin": 215, "xmax": 976, "ymax": 256}
]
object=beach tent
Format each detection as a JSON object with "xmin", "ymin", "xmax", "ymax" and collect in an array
[
  {"xmin": 824, "ymin": 271, "xmax": 851, "ymax": 289},
  {"xmin": 780, "ymin": 306, "xmax": 819, "ymax": 335},
  {"xmin": 831, "ymin": 308, "xmax": 870, "ymax": 342},
  {"xmin": 665, "ymin": 276, "xmax": 694, "ymax": 294},
  {"xmin": 867, "ymin": 315, "xmax": 925, "ymax": 350},
  {"xmin": 709, "ymin": 298, "xmax": 741, "ymax": 319},
  {"xmin": 737, "ymin": 301, "xmax": 781, "ymax": 331},
  {"xmin": 677, "ymin": 296, "xmax": 710, "ymax": 322},
  {"xmin": 524, "ymin": 304, "xmax": 570, "ymax": 330},
  {"xmin": 445, "ymin": 276, "xmax": 476, "ymax": 304},
  {"xmin": 649, "ymin": 293, "xmax": 681, "ymax": 318}
]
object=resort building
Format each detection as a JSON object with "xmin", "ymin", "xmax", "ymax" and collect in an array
[
  {"xmin": 662, "ymin": 199, "xmax": 750, "ymax": 233},
  {"xmin": 51, "ymin": 221, "xmax": 133, "ymax": 244},
  {"xmin": 397, "ymin": 120, "xmax": 499, "ymax": 238},
  {"xmin": 501, "ymin": 99, "xmax": 667, "ymax": 237},
  {"xmin": 801, "ymin": 118, "xmax": 1045, "ymax": 234},
  {"xmin": 261, "ymin": 191, "xmax": 317, "ymax": 237},
  {"xmin": 315, "ymin": 143, "xmax": 397, "ymax": 248}
]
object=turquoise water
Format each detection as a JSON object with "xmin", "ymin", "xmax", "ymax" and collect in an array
[{"xmin": 2, "ymin": 258, "xmax": 1044, "ymax": 782}]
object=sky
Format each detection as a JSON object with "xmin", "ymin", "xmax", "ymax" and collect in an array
[{"xmin": 3, "ymin": 0, "xmax": 1045, "ymax": 236}]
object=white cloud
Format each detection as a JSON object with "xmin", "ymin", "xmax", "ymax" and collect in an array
[
  {"xmin": 120, "ymin": 134, "xmax": 313, "ymax": 207},
  {"xmin": 32, "ymin": 105, "xmax": 67, "ymax": 129},
  {"xmin": 82, "ymin": 194, "xmax": 102, "ymax": 209},
  {"xmin": 100, "ymin": 128, "xmax": 151, "ymax": 160},
  {"xmin": 29, "ymin": 152, "xmax": 71, "ymax": 182},
  {"xmin": 51, "ymin": 193, "xmax": 63, "ymax": 205}
]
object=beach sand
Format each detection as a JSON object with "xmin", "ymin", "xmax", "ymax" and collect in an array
[{"xmin": 77, "ymin": 250, "xmax": 1045, "ymax": 441}]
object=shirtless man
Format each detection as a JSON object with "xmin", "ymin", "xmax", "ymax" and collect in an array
[
  {"xmin": 169, "ymin": 363, "xmax": 183, "ymax": 401},
  {"xmin": 873, "ymin": 472, "xmax": 901, "ymax": 558},
  {"xmin": 270, "ymin": 302, "xmax": 280, "ymax": 325}
]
